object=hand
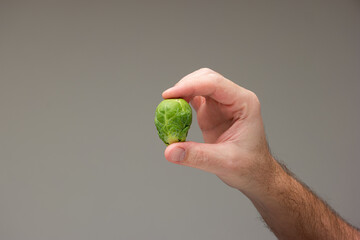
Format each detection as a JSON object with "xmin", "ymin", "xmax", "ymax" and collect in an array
[
  {"xmin": 162, "ymin": 68, "xmax": 276, "ymax": 193},
  {"xmin": 163, "ymin": 68, "xmax": 360, "ymax": 239}
]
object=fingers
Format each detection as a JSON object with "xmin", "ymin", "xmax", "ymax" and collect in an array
[
  {"xmin": 189, "ymin": 96, "xmax": 204, "ymax": 112},
  {"xmin": 162, "ymin": 68, "xmax": 248, "ymax": 106},
  {"xmin": 164, "ymin": 141, "xmax": 232, "ymax": 175}
]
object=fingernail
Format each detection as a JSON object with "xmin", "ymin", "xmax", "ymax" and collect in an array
[{"xmin": 171, "ymin": 147, "xmax": 185, "ymax": 162}]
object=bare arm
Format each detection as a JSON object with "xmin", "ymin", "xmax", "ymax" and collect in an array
[
  {"xmin": 162, "ymin": 68, "xmax": 360, "ymax": 240},
  {"xmin": 245, "ymin": 158, "xmax": 360, "ymax": 240}
]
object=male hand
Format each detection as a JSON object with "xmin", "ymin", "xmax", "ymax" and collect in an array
[
  {"xmin": 163, "ymin": 68, "xmax": 360, "ymax": 239},
  {"xmin": 162, "ymin": 68, "xmax": 275, "ymax": 193}
]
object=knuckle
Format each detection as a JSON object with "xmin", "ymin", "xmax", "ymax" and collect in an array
[
  {"xmin": 247, "ymin": 90, "xmax": 258, "ymax": 100},
  {"xmin": 206, "ymin": 72, "xmax": 223, "ymax": 86},
  {"xmin": 199, "ymin": 68, "xmax": 222, "ymax": 79},
  {"xmin": 247, "ymin": 90, "xmax": 261, "ymax": 108},
  {"xmin": 223, "ymin": 152, "xmax": 240, "ymax": 171},
  {"xmin": 207, "ymin": 75, "xmax": 218, "ymax": 88},
  {"xmin": 199, "ymin": 67, "xmax": 214, "ymax": 74},
  {"xmin": 186, "ymin": 148, "xmax": 208, "ymax": 166},
  {"xmin": 224, "ymin": 160, "xmax": 238, "ymax": 171}
]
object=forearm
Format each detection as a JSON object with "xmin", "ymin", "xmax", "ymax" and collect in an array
[
  {"xmin": 163, "ymin": 68, "xmax": 359, "ymax": 239},
  {"xmin": 242, "ymin": 157, "xmax": 360, "ymax": 240}
]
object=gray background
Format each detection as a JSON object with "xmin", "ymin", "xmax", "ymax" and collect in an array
[{"xmin": 0, "ymin": 0, "xmax": 359, "ymax": 239}]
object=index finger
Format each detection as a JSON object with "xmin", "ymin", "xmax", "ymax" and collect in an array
[{"xmin": 162, "ymin": 68, "xmax": 247, "ymax": 106}]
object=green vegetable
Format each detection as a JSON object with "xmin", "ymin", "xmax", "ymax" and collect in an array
[{"xmin": 154, "ymin": 98, "xmax": 192, "ymax": 145}]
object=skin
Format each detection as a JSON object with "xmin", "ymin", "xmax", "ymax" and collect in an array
[{"xmin": 162, "ymin": 68, "xmax": 360, "ymax": 240}]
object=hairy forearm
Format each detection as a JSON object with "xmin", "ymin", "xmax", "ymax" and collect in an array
[{"xmin": 242, "ymin": 157, "xmax": 360, "ymax": 240}]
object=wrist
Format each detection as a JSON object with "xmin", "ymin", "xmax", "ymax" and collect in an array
[{"xmin": 239, "ymin": 155, "xmax": 290, "ymax": 200}]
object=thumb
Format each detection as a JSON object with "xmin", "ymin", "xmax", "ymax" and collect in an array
[{"xmin": 164, "ymin": 141, "xmax": 230, "ymax": 174}]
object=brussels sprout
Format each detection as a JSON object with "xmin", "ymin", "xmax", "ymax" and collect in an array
[{"xmin": 154, "ymin": 98, "xmax": 192, "ymax": 145}]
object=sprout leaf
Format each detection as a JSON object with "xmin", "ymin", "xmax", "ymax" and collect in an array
[{"xmin": 154, "ymin": 99, "xmax": 192, "ymax": 145}]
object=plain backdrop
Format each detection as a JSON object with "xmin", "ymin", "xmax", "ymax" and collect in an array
[{"xmin": 1, "ymin": 1, "xmax": 359, "ymax": 239}]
